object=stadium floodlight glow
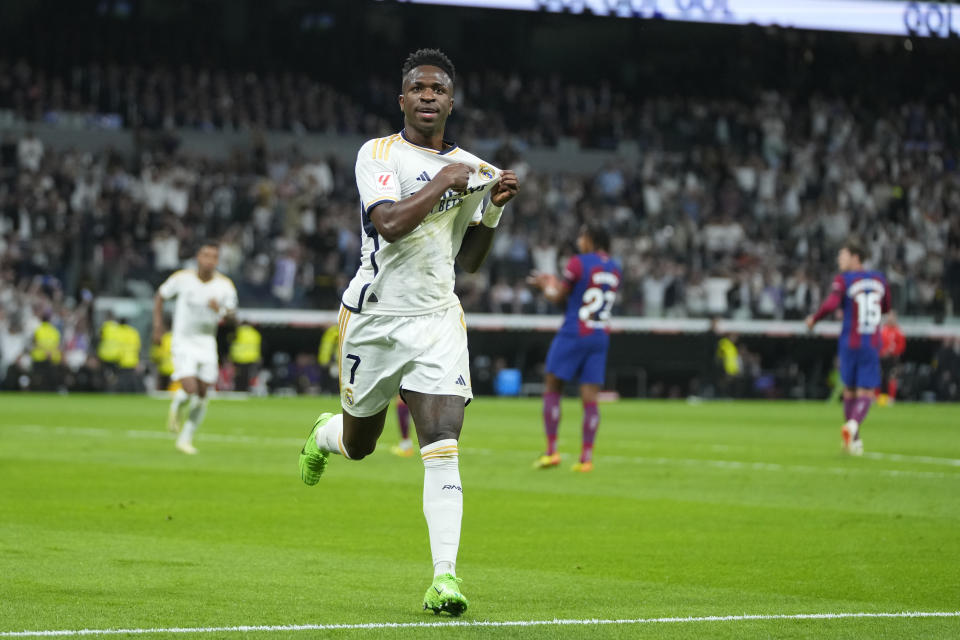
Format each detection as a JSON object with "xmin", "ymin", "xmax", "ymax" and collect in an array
[{"xmin": 387, "ymin": 0, "xmax": 960, "ymax": 38}]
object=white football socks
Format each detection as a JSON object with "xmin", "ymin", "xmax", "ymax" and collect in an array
[
  {"xmin": 421, "ymin": 439, "xmax": 462, "ymax": 578},
  {"xmin": 179, "ymin": 395, "xmax": 208, "ymax": 445},
  {"xmin": 314, "ymin": 413, "xmax": 350, "ymax": 458},
  {"xmin": 170, "ymin": 388, "xmax": 189, "ymax": 420}
]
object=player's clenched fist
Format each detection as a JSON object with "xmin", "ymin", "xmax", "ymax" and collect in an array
[
  {"xmin": 490, "ymin": 169, "xmax": 519, "ymax": 207},
  {"xmin": 435, "ymin": 163, "xmax": 472, "ymax": 192}
]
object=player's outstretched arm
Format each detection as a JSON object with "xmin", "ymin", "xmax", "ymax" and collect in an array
[
  {"xmin": 527, "ymin": 272, "xmax": 570, "ymax": 304},
  {"xmin": 456, "ymin": 170, "xmax": 519, "ymax": 273},
  {"xmin": 371, "ymin": 163, "xmax": 471, "ymax": 243},
  {"xmin": 807, "ymin": 274, "xmax": 845, "ymax": 330},
  {"xmin": 152, "ymin": 293, "xmax": 165, "ymax": 345}
]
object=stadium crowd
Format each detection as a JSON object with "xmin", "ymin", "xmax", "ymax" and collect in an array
[
  {"xmin": 2, "ymin": 53, "xmax": 959, "ymax": 398},
  {"xmin": 1, "ymin": 89, "xmax": 958, "ymax": 318}
]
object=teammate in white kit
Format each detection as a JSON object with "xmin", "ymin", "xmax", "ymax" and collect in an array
[
  {"xmin": 153, "ymin": 242, "xmax": 237, "ymax": 454},
  {"xmin": 298, "ymin": 49, "xmax": 519, "ymax": 615}
]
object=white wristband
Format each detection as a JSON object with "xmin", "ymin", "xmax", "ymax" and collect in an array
[{"xmin": 481, "ymin": 203, "xmax": 504, "ymax": 228}]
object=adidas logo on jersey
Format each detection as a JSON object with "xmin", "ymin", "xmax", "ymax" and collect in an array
[
  {"xmin": 455, "ymin": 375, "xmax": 467, "ymax": 386},
  {"xmin": 416, "ymin": 171, "xmax": 431, "ymax": 182}
]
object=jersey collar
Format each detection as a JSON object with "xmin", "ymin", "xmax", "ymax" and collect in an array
[{"xmin": 399, "ymin": 128, "xmax": 459, "ymax": 155}]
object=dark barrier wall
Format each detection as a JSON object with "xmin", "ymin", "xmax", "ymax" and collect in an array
[{"xmin": 242, "ymin": 326, "xmax": 946, "ymax": 400}]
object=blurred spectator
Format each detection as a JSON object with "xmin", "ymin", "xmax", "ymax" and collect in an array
[
  {"xmin": 150, "ymin": 329, "xmax": 174, "ymax": 391},
  {"xmin": 715, "ymin": 332, "xmax": 742, "ymax": 398},
  {"xmin": 292, "ymin": 352, "xmax": 321, "ymax": 395},
  {"xmin": 0, "ymin": 312, "xmax": 29, "ymax": 386},
  {"xmin": 97, "ymin": 312, "xmax": 122, "ymax": 390},
  {"xmin": 115, "ymin": 319, "xmax": 143, "ymax": 393},
  {"xmin": 30, "ymin": 311, "xmax": 62, "ymax": 391},
  {"xmin": 71, "ymin": 354, "xmax": 106, "ymax": 392},
  {"xmin": 879, "ymin": 312, "xmax": 906, "ymax": 404},
  {"xmin": 230, "ymin": 322, "xmax": 262, "ymax": 392},
  {"xmin": 932, "ymin": 338, "xmax": 960, "ymax": 402},
  {"xmin": 17, "ymin": 130, "xmax": 43, "ymax": 172}
]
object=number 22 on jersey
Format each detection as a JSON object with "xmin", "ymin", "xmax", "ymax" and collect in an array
[{"xmin": 579, "ymin": 287, "xmax": 615, "ymax": 327}]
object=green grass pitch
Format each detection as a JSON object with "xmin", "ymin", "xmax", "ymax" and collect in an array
[{"xmin": 1, "ymin": 394, "xmax": 958, "ymax": 639}]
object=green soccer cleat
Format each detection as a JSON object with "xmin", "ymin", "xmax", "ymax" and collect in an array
[
  {"xmin": 299, "ymin": 413, "xmax": 332, "ymax": 486},
  {"xmin": 533, "ymin": 452, "xmax": 561, "ymax": 469},
  {"xmin": 423, "ymin": 573, "xmax": 468, "ymax": 616}
]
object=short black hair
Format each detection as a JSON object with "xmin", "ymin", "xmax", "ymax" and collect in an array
[
  {"xmin": 197, "ymin": 240, "xmax": 219, "ymax": 252},
  {"xmin": 402, "ymin": 48, "xmax": 456, "ymax": 85},
  {"xmin": 581, "ymin": 221, "xmax": 610, "ymax": 252},
  {"xmin": 842, "ymin": 238, "xmax": 867, "ymax": 261}
]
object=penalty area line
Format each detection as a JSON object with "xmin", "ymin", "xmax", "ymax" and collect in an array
[{"xmin": 2, "ymin": 611, "xmax": 959, "ymax": 637}]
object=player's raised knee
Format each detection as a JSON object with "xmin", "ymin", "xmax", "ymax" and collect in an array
[{"xmin": 343, "ymin": 439, "xmax": 377, "ymax": 460}]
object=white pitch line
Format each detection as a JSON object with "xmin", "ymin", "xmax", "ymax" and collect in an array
[
  {"xmin": 13, "ymin": 425, "xmax": 302, "ymax": 447},
  {"xmin": 600, "ymin": 454, "xmax": 953, "ymax": 480},
  {"xmin": 1, "ymin": 610, "xmax": 958, "ymax": 637},
  {"xmin": 864, "ymin": 452, "xmax": 960, "ymax": 467}
]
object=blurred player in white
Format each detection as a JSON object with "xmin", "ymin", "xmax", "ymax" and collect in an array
[
  {"xmin": 153, "ymin": 242, "xmax": 237, "ymax": 454},
  {"xmin": 297, "ymin": 48, "xmax": 519, "ymax": 615}
]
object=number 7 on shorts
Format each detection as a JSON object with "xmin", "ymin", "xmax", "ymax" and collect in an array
[{"xmin": 345, "ymin": 354, "xmax": 361, "ymax": 384}]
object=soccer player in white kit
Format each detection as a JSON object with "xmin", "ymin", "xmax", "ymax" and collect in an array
[
  {"xmin": 153, "ymin": 242, "xmax": 238, "ymax": 455},
  {"xmin": 298, "ymin": 49, "xmax": 519, "ymax": 616}
]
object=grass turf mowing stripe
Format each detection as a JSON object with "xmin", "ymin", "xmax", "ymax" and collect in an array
[
  {"xmin": 9, "ymin": 424, "xmax": 960, "ymax": 479},
  {"xmin": 2, "ymin": 611, "xmax": 958, "ymax": 637}
]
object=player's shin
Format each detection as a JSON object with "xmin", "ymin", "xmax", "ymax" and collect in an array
[
  {"xmin": 167, "ymin": 387, "xmax": 190, "ymax": 432},
  {"xmin": 171, "ymin": 387, "xmax": 189, "ymax": 413},
  {"xmin": 843, "ymin": 396, "xmax": 855, "ymax": 421},
  {"xmin": 180, "ymin": 395, "xmax": 209, "ymax": 443},
  {"xmin": 850, "ymin": 396, "xmax": 873, "ymax": 435},
  {"xmin": 580, "ymin": 401, "xmax": 599, "ymax": 463},
  {"xmin": 421, "ymin": 439, "xmax": 462, "ymax": 577},
  {"xmin": 543, "ymin": 392, "xmax": 561, "ymax": 455}
]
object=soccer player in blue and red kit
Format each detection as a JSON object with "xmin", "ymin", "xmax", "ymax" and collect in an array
[
  {"xmin": 806, "ymin": 240, "xmax": 890, "ymax": 455},
  {"xmin": 528, "ymin": 222, "xmax": 621, "ymax": 472}
]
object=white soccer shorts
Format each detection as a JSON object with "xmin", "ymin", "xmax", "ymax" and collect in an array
[
  {"xmin": 337, "ymin": 304, "xmax": 472, "ymax": 418},
  {"xmin": 171, "ymin": 338, "xmax": 219, "ymax": 385}
]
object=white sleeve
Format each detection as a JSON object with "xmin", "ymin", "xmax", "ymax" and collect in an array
[
  {"xmin": 157, "ymin": 272, "xmax": 182, "ymax": 299},
  {"xmin": 356, "ymin": 140, "xmax": 401, "ymax": 217},
  {"xmin": 223, "ymin": 281, "xmax": 238, "ymax": 312},
  {"xmin": 470, "ymin": 161, "xmax": 503, "ymax": 225}
]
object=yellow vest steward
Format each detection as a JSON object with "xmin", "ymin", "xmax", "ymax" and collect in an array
[
  {"xmin": 98, "ymin": 321, "xmax": 122, "ymax": 363},
  {"xmin": 230, "ymin": 326, "xmax": 262, "ymax": 364},
  {"xmin": 31, "ymin": 322, "xmax": 62, "ymax": 363},
  {"xmin": 118, "ymin": 325, "xmax": 141, "ymax": 369},
  {"xmin": 230, "ymin": 325, "xmax": 261, "ymax": 364},
  {"xmin": 717, "ymin": 338, "xmax": 741, "ymax": 376},
  {"xmin": 318, "ymin": 324, "xmax": 339, "ymax": 365},
  {"xmin": 150, "ymin": 332, "xmax": 174, "ymax": 376}
]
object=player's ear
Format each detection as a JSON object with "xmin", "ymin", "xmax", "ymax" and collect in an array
[{"xmin": 398, "ymin": 94, "xmax": 404, "ymax": 111}]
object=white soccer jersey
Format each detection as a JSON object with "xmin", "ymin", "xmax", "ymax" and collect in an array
[
  {"xmin": 341, "ymin": 129, "xmax": 501, "ymax": 316},
  {"xmin": 158, "ymin": 269, "xmax": 238, "ymax": 349}
]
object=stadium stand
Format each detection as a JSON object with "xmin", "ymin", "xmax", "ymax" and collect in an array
[{"xmin": 1, "ymin": 6, "xmax": 958, "ymax": 397}]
